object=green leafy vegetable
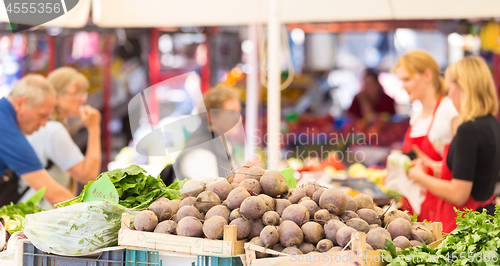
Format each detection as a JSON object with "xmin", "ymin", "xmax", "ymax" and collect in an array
[
  {"xmin": 55, "ymin": 165, "xmax": 185, "ymax": 209},
  {"xmin": 382, "ymin": 206, "xmax": 500, "ymax": 265},
  {"xmin": 0, "ymin": 187, "xmax": 45, "ymax": 233},
  {"xmin": 411, "ymin": 213, "xmax": 418, "ymax": 223}
]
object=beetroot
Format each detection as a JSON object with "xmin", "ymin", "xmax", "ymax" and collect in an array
[
  {"xmin": 206, "ymin": 179, "xmax": 233, "ymax": 200},
  {"xmin": 248, "ymin": 219, "xmax": 266, "ymax": 240},
  {"xmin": 319, "ymin": 188, "xmax": 348, "ymax": 215},
  {"xmin": 181, "ymin": 180, "xmax": 205, "ymax": 198},
  {"xmin": 324, "ymin": 219, "xmax": 346, "ymax": 245},
  {"xmin": 287, "ymin": 188, "xmax": 307, "ymax": 204},
  {"xmin": 301, "ymin": 222, "xmax": 324, "ymax": 244},
  {"xmin": 278, "ymin": 220, "xmax": 304, "ymax": 247},
  {"xmin": 154, "ymin": 220, "xmax": 177, "ymax": 234},
  {"xmin": 239, "ymin": 179, "xmax": 262, "ymax": 195},
  {"xmin": 177, "ymin": 217, "xmax": 203, "ymax": 237},
  {"xmin": 225, "ymin": 187, "xmax": 251, "ymax": 210},
  {"xmin": 299, "ymin": 200, "xmax": 319, "ymax": 217},
  {"xmin": 229, "ymin": 218, "xmax": 252, "ymax": 240},
  {"xmin": 260, "ymin": 225, "xmax": 279, "ymax": 247},
  {"xmin": 281, "ymin": 204, "xmax": 310, "ymax": 226},
  {"xmin": 203, "ymin": 216, "xmax": 227, "ymax": 239},
  {"xmin": 263, "ymin": 211, "xmax": 280, "ymax": 226},
  {"xmin": 240, "ymin": 196, "xmax": 267, "ymax": 220},
  {"xmin": 275, "ymin": 199, "xmax": 292, "ymax": 216},
  {"xmin": 260, "ymin": 170, "xmax": 288, "ymax": 197},
  {"xmin": 244, "ymin": 166, "xmax": 266, "ymax": 181},
  {"xmin": 195, "ymin": 191, "xmax": 221, "ymax": 213},
  {"xmin": 134, "ymin": 210, "xmax": 158, "ymax": 232},
  {"xmin": 205, "ymin": 205, "xmax": 231, "ymax": 223},
  {"xmin": 387, "ymin": 218, "xmax": 412, "ymax": 240}
]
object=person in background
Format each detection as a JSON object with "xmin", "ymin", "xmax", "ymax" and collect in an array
[
  {"xmin": 159, "ymin": 87, "xmax": 260, "ymax": 184},
  {"xmin": 0, "ymin": 74, "xmax": 74, "ymax": 207},
  {"xmin": 21, "ymin": 67, "xmax": 101, "ymax": 207},
  {"xmin": 409, "ymin": 56, "xmax": 500, "ymax": 232},
  {"xmin": 348, "ymin": 69, "xmax": 396, "ymax": 119},
  {"xmin": 394, "ymin": 50, "xmax": 459, "ymax": 222}
]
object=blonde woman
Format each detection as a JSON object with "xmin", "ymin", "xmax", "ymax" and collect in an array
[
  {"xmin": 394, "ymin": 50, "xmax": 459, "ymax": 222},
  {"xmin": 21, "ymin": 67, "xmax": 101, "ymax": 206},
  {"xmin": 409, "ymin": 56, "xmax": 500, "ymax": 232}
]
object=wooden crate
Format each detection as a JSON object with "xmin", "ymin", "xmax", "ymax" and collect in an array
[
  {"xmin": 118, "ymin": 213, "xmax": 245, "ymax": 256},
  {"xmin": 244, "ymin": 222, "xmax": 443, "ymax": 266}
]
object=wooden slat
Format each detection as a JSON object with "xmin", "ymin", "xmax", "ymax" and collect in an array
[
  {"xmin": 118, "ymin": 215, "xmax": 243, "ymax": 256},
  {"xmin": 244, "ymin": 234, "xmax": 386, "ymax": 266}
]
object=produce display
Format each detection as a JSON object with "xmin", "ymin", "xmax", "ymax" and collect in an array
[
  {"xmin": 381, "ymin": 207, "xmax": 500, "ymax": 265},
  {"xmin": 130, "ymin": 166, "xmax": 436, "ymax": 256},
  {"xmin": 56, "ymin": 165, "xmax": 185, "ymax": 209},
  {"xmin": 24, "ymin": 201, "xmax": 137, "ymax": 255},
  {"xmin": 17, "ymin": 165, "xmax": 186, "ymax": 255},
  {"xmin": 0, "ymin": 188, "xmax": 45, "ymax": 252}
]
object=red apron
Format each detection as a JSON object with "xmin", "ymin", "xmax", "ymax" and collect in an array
[
  {"xmin": 401, "ymin": 97, "xmax": 442, "ymax": 222},
  {"xmin": 434, "ymin": 143, "xmax": 497, "ymax": 233}
]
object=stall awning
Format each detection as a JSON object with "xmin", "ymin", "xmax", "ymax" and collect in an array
[
  {"xmin": 0, "ymin": 0, "xmax": 497, "ymax": 29},
  {"xmin": 92, "ymin": 0, "xmax": 500, "ymax": 28}
]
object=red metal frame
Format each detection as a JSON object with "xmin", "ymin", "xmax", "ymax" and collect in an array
[
  {"xmin": 47, "ymin": 35, "xmax": 55, "ymax": 72},
  {"xmin": 148, "ymin": 28, "xmax": 160, "ymax": 126},
  {"xmin": 200, "ymin": 27, "xmax": 211, "ymax": 93},
  {"xmin": 102, "ymin": 34, "xmax": 112, "ymax": 166},
  {"xmin": 148, "ymin": 27, "xmax": 212, "ymax": 126}
]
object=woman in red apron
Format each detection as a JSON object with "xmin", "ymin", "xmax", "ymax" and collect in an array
[
  {"xmin": 409, "ymin": 56, "xmax": 500, "ymax": 233},
  {"xmin": 394, "ymin": 50, "xmax": 452, "ymax": 222},
  {"xmin": 434, "ymin": 143, "xmax": 497, "ymax": 233},
  {"xmin": 401, "ymin": 97, "xmax": 442, "ymax": 222}
]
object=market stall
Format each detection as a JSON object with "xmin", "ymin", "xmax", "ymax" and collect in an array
[{"xmin": 1, "ymin": 1, "xmax": 500, "ymax": 266}]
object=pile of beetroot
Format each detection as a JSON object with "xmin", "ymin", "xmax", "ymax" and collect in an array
[{"xmin": 132, "ymin": 166, "xmax": 435, "ymax": 257}]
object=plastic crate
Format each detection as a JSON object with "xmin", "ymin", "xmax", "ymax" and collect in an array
[
  {"xmin": 21, "ymin": 241, "xmax": 161, "ymax": 266},
  {"xmin": 126, "ymin": 249, "xmax": 161, "ymax": 266},
  {"xmin": 192, "ymin": 255, "xmax": 242, "ymax": 266}
]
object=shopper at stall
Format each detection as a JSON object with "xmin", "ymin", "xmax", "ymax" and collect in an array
[
  {"xmin": 408, "ymin": 56, "xmax": 500, "ymax": 232},
  {"xmin": 348, "ymin": 69, "xmax": 396, "ymax": 119},
  {"xmin": 394, "ymin": 50, "xmax": 459, "ymax": 222},
  {"xmin": 159, "ymin": 87, "xmax": 260, "ymax": 184},
  {"xmin": 20, "ymin": 67, "xmax": 101, "ymax": 206},
  {"xmin": 0, "ymin": 74, "xmax": 74, "ymax": 207}
]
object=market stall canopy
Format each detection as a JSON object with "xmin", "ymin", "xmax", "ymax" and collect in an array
[
  {"xmin": 92, "ymin": 0, "xmax": 500, "ymax": 27},
  {"xmin": 0, "ymin": 0, "xmax": 498, "ymax": 29},
  {"xmin": 0, "ymin": 0, "xmax": 90, "ymax": 28}
]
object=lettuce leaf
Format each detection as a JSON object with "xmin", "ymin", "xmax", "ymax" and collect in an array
[{"xmin": 55, "ymin": 165, "xmax": 185, "ymax": 209}]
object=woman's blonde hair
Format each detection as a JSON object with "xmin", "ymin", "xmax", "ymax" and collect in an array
[
  {"xmin": 445, "ymin": 56, "xmax": 499, "ymax": 122},
  {"xmin": 47, "ymin": 67, "xmax": 89, "ymax": 123},
  {"xmin": 393, "ymin": 50, "xmax": 446, "ymax": 97}
]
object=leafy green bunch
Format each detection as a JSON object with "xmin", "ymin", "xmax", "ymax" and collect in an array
[
  {"xmin": 0, "ymin": 188, "xmax": 45, "ymax": 233},
  {"xmin": 381, "ymin": 206, "xmax": 500, "ymax": 266},
  {"xmin": 56, "ymin": 165, "xmax": 188, "ymax": 209}
]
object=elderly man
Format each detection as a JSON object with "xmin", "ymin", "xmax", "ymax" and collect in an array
[{"xmin": 0, "ymin": 74, "xmax": 74, "ymax": 207}]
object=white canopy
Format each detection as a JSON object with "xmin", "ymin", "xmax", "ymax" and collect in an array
[
  {"xmin": 0, "ymin": 0, "xmax": 499, "ymax": 28},
  {"xmin": 92, "ymin": 0, "xmax": 500, "ymax": 28}
]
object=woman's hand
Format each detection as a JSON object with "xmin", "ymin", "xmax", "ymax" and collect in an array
[
  {"xmin": 408, "ymin": 159, "xmax": 426, "ymax": 183},
  {"xmin": 80, "ymin": 105, "xmax": 101, "ymax": 131},
  {"xmin": 412, "ymin": 145, "xmax": 442, "ymax": 177}
]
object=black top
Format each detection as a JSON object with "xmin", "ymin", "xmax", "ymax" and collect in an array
[{"xmin": 447, "ymin": 115, "xmax": 500, "ymax": 202}]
